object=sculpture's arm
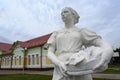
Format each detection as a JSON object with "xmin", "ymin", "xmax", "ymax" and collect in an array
[
  {"xmin": 93, "ymin": 39, "xmax": 113, "ymax": 70},
  {"xmin": 47, "ymin": 45, "xmax": 62, "ymax": 66},
  {"xmin": 47, "ymin": 45, "xmax": 67, "ymax": 76}
]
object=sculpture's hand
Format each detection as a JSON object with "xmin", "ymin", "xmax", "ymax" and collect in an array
[{"xmin": 58, "ymin": 61, "xmax": 68, "ymax": 77}]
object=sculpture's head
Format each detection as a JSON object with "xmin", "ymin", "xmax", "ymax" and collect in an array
[{"xmin": 61, "ymin": 7, "xmax": 80, "ymax": 24}]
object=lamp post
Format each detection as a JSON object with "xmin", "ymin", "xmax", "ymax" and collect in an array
[{"xmin": 22, "ymin": 47, "xmax": 27, "ymax": 75}]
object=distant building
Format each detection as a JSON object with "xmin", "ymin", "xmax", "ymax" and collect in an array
[
  {"xmin": 0, "ymin": 33, "xmax": 53, "ymax": 70},
  {"xmin": 0, "ymin": 42, "xmax": 12, "ymax": 68},
  {"xmin": 1, "ymin": 33, "xmax": 119, "ymax": 69},
  {"xmin": 110, "ymin": 52, "xmax": 120, "ymax": 65}
]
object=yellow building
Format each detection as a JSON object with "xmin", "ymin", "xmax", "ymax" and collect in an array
[
  {"xmin": 0, "ymin": 33, "xmax": 53, "ymax": 70},
  {"xmin": 0, "ymin": 42, "xmax": 12, "ymax": 69}
]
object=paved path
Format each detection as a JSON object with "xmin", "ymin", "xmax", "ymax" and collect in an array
[
  {"xmin": 92, "ymin": 73, "xmax": 120, "ymax": 79},
  {"xmin": 0, "ymin": 70, "xmax": 53, "ymax": 75},
  {"xmin": 0, "ymin": 70, "xmax": 120, "ymax": 79}
]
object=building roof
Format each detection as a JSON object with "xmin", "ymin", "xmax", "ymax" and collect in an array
[
  {"xmin": 11, "ymin": 33, "xmax": 52, "ymax": 49},
  {"xmin": 24, "ymin": 33, "xmax": 51, "ymax": 48},
  {"xmin": 0, "ymin": 42, "xmax": 12, "ymax": 51},
  {"xmin": 0, "ymin": 42, "xmax": 12, "ymax": 56},
  {"xmin": 0, "ymin": 33, "xmax": 52, "ymax": 56}
]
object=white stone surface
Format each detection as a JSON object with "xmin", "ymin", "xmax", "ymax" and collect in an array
[{"xmin": 47, "ymin": 7, "xmax": 113, "ymax": 80}]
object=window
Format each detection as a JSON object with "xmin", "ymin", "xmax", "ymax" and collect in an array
[
  {"xmin": 5, "ymin": 57, "xmax": 9, "ymax": 66},
  {"xmin": 28, "ymin": 55, "xmax": 31, "ymax": 65},
  {"xmin": 32, "ymin": 55, "xmax": 35, "ymax": 65},
  {"xmin": 19, "ymin": 56, "xmax": 21, "ymax": 65},
  {"xmin": 14, "ymin": 57, "xmax": 16, "ymax": 65},
  {"xmin": 8, "ymin": 57, "xmax": 11, "ymax": 65},
  {"xmin": 5, "ymin": 58, "xmax": 7, "ymax": 66},
  {"xmin": 6, "ymin": 57, "xmax": 8, "ymax": 66},
  {"xmin": 36, "ymin": 54, "xmax": 39, "ymax": 64},
  {"xmin": 2, "ymin": 58, "xmax": 5, "ymax": 65}
]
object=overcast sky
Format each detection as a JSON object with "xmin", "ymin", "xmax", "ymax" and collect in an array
[{"xmin": 0, "ymin": 0, "xmax": 120, "ymax": 48}]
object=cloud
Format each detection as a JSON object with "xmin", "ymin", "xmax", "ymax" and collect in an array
[
  {"xmin": 0, "ymin": 0, "xmax": 120, "ymax": 48},
  {"xmin": 0, "ymin": 35, "xmax": 12, "ymax": 43}
]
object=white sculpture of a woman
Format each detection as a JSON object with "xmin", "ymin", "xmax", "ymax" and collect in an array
[{"xmin": 47, "ymin": 7, "xmax": 113, "ymax": 80}]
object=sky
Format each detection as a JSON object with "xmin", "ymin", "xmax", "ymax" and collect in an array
[{"xmin": 0, "ymin": 0, "xmax": 120, "ymax": 49}]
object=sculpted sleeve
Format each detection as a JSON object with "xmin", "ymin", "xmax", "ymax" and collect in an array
[
  {"xmin": 81, "ymin": 28, "xmax": 102, "ymax": 47},
  {"xmin": 47, "ymin": 31, "xmax": 57, "ymax": 48}
]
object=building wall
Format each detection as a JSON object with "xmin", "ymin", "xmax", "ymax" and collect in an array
[
  {"xmin": 26, "ymin": 47, "xmax": 53, "ymax": 69},
  {"xmin": 0, "ymin": 50, "xmax": 2, "ymax": 55},
  {"xmin": 0, "ymin": 45, "xmax": 53, "ymax": 69},
  {"xmin": 26, "ymin": 47, "xmax": 41, "ymax": 68},
  {"xmin": 42, "ymin": 47, "xmax": 53, "ymax": 68},
  {"xmin": 12, "ymin": 45, "xmax": 24, "ymax": 69},
  {"xmin": 0, "ymin": 58, "xmax": 1, "ymax": 68},
  {"xmin": 1, "ymin": 55, "xmax": 12, "ymax": 68}
]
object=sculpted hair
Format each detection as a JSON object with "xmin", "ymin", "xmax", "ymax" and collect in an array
[{"xmin": 64, "ymin": 7, "xmax": 80, "ymax": 24}]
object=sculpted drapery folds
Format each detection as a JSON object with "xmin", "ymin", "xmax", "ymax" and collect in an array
[{"xmin": 47, "ymin": 7, "xmax": 113, "ymax": 80}]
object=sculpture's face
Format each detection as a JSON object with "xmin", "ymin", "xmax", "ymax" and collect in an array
[{"xmin": 61, "ymin": 8, "xmax": 73, "ymax": 23}]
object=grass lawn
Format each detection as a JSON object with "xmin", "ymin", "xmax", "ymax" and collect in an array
[
  {"xmin": 0, "ymin": 74, "xmax": 52, "ymax": 80},
  {"xmin": 0, "ymin": 74, "xmax": 119, "ymax": 80},
  {"xmin": 101, "ymin": 68, "xmax": 120, "ymax": 74},
  {"xmin": 100, "ymin": 65, "xmax": 120, "ymax": 74},
  {"xmin": 93, "ymin": 78, "xmax": 119, "ymax": 80},
  {"xmin": 108, "ymin": 65, "xmax": 120, "ymax": 68}
]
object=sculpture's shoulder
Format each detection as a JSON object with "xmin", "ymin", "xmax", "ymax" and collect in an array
[
  {"xmin": 80, "ymin": 28, "xmax": 92, "ymax": 32},
  {"xmin": 51, "ymin": 29, "xmax": 64, "ymax": 36},
  {"xmin": 80, "ymin": 28, "xmax": 97, "ymax": 35},
  {"xmin": 56, "ymin": 28, "xmax": 65, "ymax": 33},
  {"xmin": 80, "ymin": 28, "xmax": 88, "ymax": 31},
  {"xmin": 73, "ymin": 27, "xmax": 81, "ymax": 32},
  {"xmin": 53, "ymin": 27, "xmax": 82, "ymax": 34},
  {"xmin": 51, "ymin": 31, "xmax": 58, "ymax": 35}
]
